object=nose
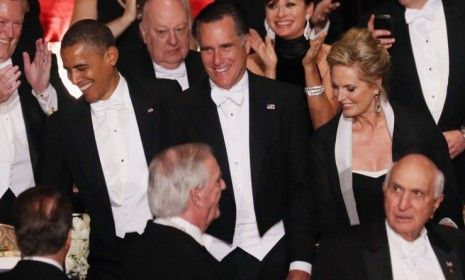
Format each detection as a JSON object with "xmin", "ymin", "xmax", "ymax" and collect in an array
[
  {"xmin": 398, "ymin": 192, "xmax": 411, "ymax": 211},
  {"xmin": 277, "ymin": 5, "xmax": 285, "ymax": 17},
  {"xmin": 336, "ymin": 89, "xmax": 345, "ymax": 103},
  {"xmin": 167, "ymin": 30, "xmax": 179, "ymax": 46},
  {"xmin": 212, "ymin": 49, "xmax": 223, "ymax": 66},
  {"xmin": 68, "ymin": 70, "xmax": 81, "ymax": 86}
]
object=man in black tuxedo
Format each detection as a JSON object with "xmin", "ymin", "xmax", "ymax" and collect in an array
[
  {"xmin": 129, "ymin": 0, "xmax": 206, "ymax": 91},
  {"xmin": 0, "ymin": 0, "xmax": 69, "ymax": 225},
  {"xmin": 366, "ymin": 0, "xmax": 465, "ymax": 200},
  {"xmin": 313, "ymin": 154, "xmax": 465, "ymax": 280},
  {"xmin": 127, "ymin": 143, "xmax": 225, "ymax": 279},
  {"xmin": 38, "ymin": 19, "xmax": 181, "ymax": 279},
  {"xmin": 166, "ymin": 2, "xmax": 314, "ymax": 279},
  {"xmin": 0, "ymin": 187, "xmax": 72, "ymax": 280}
]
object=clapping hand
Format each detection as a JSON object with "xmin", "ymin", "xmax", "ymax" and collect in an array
[
  {"xmin": 23, "ymin": 38, "xmax": 51, "ymax": 94},
  {"xmin": 0, "ymin": 65, "xmax": 21, "ymax": 104},
  {"xmin": 312, "ymin": 0, "xmax": 340, "ymax": 32},
  {"xmin": 249, "ymin": 28, "xmax": 277, "ymax": 79},
  {"xmin": 368, "ymin": 14, "xmax": 395, "ymax": 49},
  {"xmin": 117, "ymin": 0, "xmax": 138, "ymax": 21},
  {"xmin": 302, "ymin": 32, "xmax": 327, "ymax": 69}
]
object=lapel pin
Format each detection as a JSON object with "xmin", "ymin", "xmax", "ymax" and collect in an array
[
  {"xmin": 446, "ymin": 261, "xmax": 454, "ymax": 274},
  {"xmin": 147, "ymin": 108, "xmax": 154, "ymax": 113},
  {"xmin": 266, "ymin": 104, "xmax": 275, "ymax": 110}
]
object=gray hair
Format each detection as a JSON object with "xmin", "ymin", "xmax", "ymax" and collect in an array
[
  {"xmin": 139, "ymin": 0, "xmax": 192, "ymax": 27},
  {"xmin": 383, "ymin": 158, "xmax": 445, "ymax": 198},
  {"xmin": 147, "ymin": 143, "xmax": 213, "ymax": 218}
]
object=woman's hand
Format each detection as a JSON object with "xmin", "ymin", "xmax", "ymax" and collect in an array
[
  {"xmin": 249, "ymin": 28, "xmax": 277, "ymax": 79},
  {"xmin": 302, "ymin": 32, "xmax": 327, "ymax": 72}
]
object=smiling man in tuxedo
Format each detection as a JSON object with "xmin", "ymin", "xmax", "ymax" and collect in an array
[
  {"xmin": 38, "ymin": 19, "xmax": 180, "ymax": 279},
  {"xmin": 166, "ymin": 2, "xmax": 315, "ymax": 279}
]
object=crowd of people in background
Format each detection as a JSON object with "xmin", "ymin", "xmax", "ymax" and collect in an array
[{"xmin": 1, "ymin": 0, "xmax": 465, "ymax": 279}]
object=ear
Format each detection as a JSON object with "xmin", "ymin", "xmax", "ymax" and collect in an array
[
  {"xmin": 376, "ymin": 77, "xmax": 383, "ymax": 88},
  {"xmin": 139, "ymin": 22, "xmax": 148, "ymax": 44},
  {"xmin": 64, "ymin": 230, "xmax": 72, "ymax": 253},
  {"xmin": 306, "ymin": 2, "xmax": 315, "ymax": 18},
  {"xmin": 105, "ymin": 46, "xmax": 119, "ymax": 66},
  {"xmin": 189, "ymin": 186, "xmax": 203, "ymax": 207},
  {"xmin": 244, "ymin": 33, "xmax": 251, "ymax": 55},
  {"xmin": 432, "ymin": 194, "xmax": 444, "ymax": 213}
]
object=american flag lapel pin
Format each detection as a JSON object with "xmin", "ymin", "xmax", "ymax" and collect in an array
[
  {"xmin": 446, "ymin": 261, "xmax": 454, "ymax": 274},
  {"xmin": 147, "ymin": 108, "xmax": 154, "ymax": 113},
  {"xmin": 266, "ymin": 104, "xmax": 275, "ymax": 110}
]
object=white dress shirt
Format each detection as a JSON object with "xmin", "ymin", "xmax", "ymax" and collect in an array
[
  {"xmin": 406, "ymin": 0, "xmax": 449, "ymax": 123},
  {"xmin": 203, "ymin": 72, "xmax": 286, "ymax": 267},
  {"xmin": 91, "ymin": 74, "xmax": 151, "ymax": 238},
  {"xmin": 386, "ymin": 221, "xmax": 445, "ymax": 280},
  {"xmin": 153, "ymin": 61, "xmax": 189, "ymax": 91},
  {"xmin": 154, "ymin": 216, "xmax": 204, "ymax": 246},
  {"xmin": 0, "ymin": 59, "xmax": 58, "ymax": 199}
]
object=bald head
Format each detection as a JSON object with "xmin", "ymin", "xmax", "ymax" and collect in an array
[{"xmin": 383, "ymin": 154, "xmax": 444, "ymax": 241}]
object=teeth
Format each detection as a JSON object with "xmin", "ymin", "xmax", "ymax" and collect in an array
[
  {"xmin": 215, "ymin": 66, "xmax": 229, "ymax": 73},
  {"xmin": 0, "ymin": 39, "xmax": 9, "ymax": 44},
  {"xmin": 79, "ymin": 83, "xmax": 91, "ymax": 91}
]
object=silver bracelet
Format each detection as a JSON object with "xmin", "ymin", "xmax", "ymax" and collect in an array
[{"xmin": 304, "ymin": 85, "xmax": 325, "ymax": 96}]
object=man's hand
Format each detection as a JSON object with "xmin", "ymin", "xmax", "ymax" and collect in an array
[
  {"xmin": 367, "ymin": 15, "xmax": 395, "ymax": 49},
  {"xmin": 0, "ymin": 65, "xmax": 21, "ymax": 104},
  {"xmin": 287, "ymin": 270, "xmax": 311, "ymax": 280},
  {"xmin": 23, "ymin": 38, "xmax": 52, "ymax": 94},
  {"xmin": 443, "ymin": 130, "xmax": 465, "ymax": 159},
  {"xmin": 311, "ymin": 0, "xmax": 340, "ymax": 32}
]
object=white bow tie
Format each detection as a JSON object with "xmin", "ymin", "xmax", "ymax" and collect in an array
[
  {"xmin": 91, "ymin": 95, "xmax": 125, "ymax": 116},
  {"xmin": 405, "ymin": 8, "xmax": 434, "ymax": 24},
  {"xmin": 211, "ymin": 86, "xmax": 244, "ymax": 107},
  {"xmin": 156, "ymin": 68, "xmax": 186, "ymax": 79}
]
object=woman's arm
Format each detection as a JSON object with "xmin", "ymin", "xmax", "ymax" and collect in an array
[{"xmin": 70, "ymin": 0, "xmax": 137, "ymax": 39}]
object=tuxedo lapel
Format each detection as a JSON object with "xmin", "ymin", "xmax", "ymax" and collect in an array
[
  {"xmin": 185, "ymin": 51, "xmax": 205, "ymax": 87},
  {"xmin": 70, "ymin": 100, "xmax": 112, "ymax": 212},
  {"xmin": 127, "ymin": 82, "xmax": 157, "ymax": 163},
  {"xmin": 428, "ymin": 225, "xmax": 464, "ymax": 280},
  {"xmin": 248, "ymin": 73, "xmax": 277, "ymax": 195},
  {"xmin": 439, "ymin": 0, "xmax": 465, "ymax": 126},
  {"xmin": 363, "ymin": 224, "xmax": 393, "ymax": 280}
]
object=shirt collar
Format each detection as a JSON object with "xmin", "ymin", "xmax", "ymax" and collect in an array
[
  {"xmin": 154, "ymin": 216, "xmax": 204, "ymax": 246},
  {"xmin": 153, "ymin": 61, "xmax": 187, "ymax": 79},
  {"xmin": 22, "ymin": 256, "xmax": 63, "ymax": 271}
]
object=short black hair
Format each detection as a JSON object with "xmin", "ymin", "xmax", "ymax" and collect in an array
[
  {"xmin": 13, "ymin": 188, "xmax": 72, "ymax": 256},
  {"xmin": 192, "ymin": 1, "xmax": 248, "ymax": 41},
  {"xmin": 61, "ymin": 19, "xmax": 115, "ymax": 53}
]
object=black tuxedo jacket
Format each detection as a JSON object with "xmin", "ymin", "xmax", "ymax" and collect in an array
[
  {"xmin": 366, "ymin": 0, "xmax": 465, "ymax": 196},
  {"xmin": 38, "ymin": 76, "xmax": 180, "ymax": 277},
  {"xmin": 166, "ymin": 72, "xmax": 314, "ymax": 262},
  {"xmin": 120, "ymin": 49, "xmax": 206, "ymax": 90},
  {"xmin": 0, "ymin": 260, "xmax": 69, "ymax": 280},
  {"xmin": 126, "ymin": 222, "xmax": 222, "ymax": 280},
  {"xmin": 312, "ymin": 222, "xmax": 465, "ymax": 280},
  {"xmin": 309, "ymin": 103, "xmax": 464, "ymax": 237}
]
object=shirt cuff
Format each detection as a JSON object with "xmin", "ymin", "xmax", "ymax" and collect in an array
[
  {"xmin": 289, "ymin": 261, "xmax": 312, "ymax": 274},
  {"xmin": 310, "ymin": 20, "xmax": 330, "ymax": 40},
  {"xmin": 439, "ymin": 217, "xmax": 458, "ymax": 229},
  {"xmin": 32, "ymin": 84, "xmax": 58, "ymax": 115}
]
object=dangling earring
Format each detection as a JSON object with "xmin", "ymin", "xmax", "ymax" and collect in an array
[
  {"xmin": 304, "ymin": 14, "xmax": 312, "ymax": 40},
  {"xmin": 375, "ymin": 92, "xmax": 381, "ymax": 113},
  {"xmin": 264, "ymin": 19, "xmax": 275, "ymax": 39}
]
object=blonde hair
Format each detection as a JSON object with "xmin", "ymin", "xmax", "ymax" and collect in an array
[{"xmin": 327, "ymin": 28, "xmax": 391, "ymax": 95}]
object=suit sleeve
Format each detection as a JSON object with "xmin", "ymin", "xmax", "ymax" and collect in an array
[{"xmin": 286, "ymin": 87, "xmax": 318, "ymax": 263}]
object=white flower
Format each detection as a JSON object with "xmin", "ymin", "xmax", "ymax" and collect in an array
[{"xmin": 66, "ymin": 213, "xmax": 90, "ymax": 279}]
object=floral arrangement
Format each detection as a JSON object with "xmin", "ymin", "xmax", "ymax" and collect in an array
[{"xmin": 66, "ymin": 213, "xmax": 90, "ymax": 280}]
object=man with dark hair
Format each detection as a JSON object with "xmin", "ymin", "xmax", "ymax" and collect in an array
[
  {"xmin": 129, "ymin": 0, "xmax": 206, "ymax": 91},
  {"xmin": 0, "ymin": 187, "xmax": 72, "ymax": 280},
  {"xmin": 127, "ymin": 143, "xmax": 225, "ymax": 279},
  {"xmin": 0, "ymin": 0, "xmax": 70, "ymax": 225},
  {"xmin": 166, "ymin": 2, "xmax": 314, "ymax": 279},
  {"xmin": 312, "ymin": 154, "xmax": 465, "ymax": 280},
  {"xmin": 39, "ymin": 19, "xmax": 181, "ymax": 279}
]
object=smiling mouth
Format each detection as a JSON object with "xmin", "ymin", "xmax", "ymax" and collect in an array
[
  {"xmin": 214, "ymin": 65, "xmax": 230, "ymax": 73},
  {"xmin": 79, "ymin": 83, "xmax": 92, "ymax": 92}
]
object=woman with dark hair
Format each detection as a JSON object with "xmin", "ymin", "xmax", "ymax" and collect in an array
[
  {"xmin": 309, "ymin": 28, "xmax": 463, "ymax": 236},
  {"xmin": 247, "ymin": 0, "xmax": 339, "ymax": 129}
]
